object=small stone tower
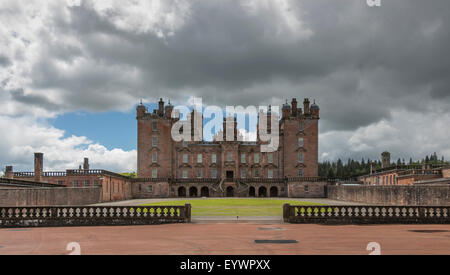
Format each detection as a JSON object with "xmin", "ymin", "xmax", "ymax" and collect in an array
[{"xmin": 381, "ymin": 151, "xmax": 391, "ymax": 168}]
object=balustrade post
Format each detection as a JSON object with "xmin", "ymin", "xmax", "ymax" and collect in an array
[
  {"xmin": 185, "ymin": 204, "xmax": 191, "ymax": 223},
  {"xmin": 283, "ymin": 203, "xmax": 290, "ymax": 222}
]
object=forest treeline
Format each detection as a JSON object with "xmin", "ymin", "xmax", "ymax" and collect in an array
[{"xmin": 318, "ymin": 153, "xmax": 449, "ymax": 178}]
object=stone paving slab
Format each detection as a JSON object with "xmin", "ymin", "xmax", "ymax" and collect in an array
[
  {"xmin": 192, "ymin": 216, "xmax": 283, "ymax": 224},
  {"xmin": 1, "ymin": 223, "xmax": 449, "ymax": 255}
]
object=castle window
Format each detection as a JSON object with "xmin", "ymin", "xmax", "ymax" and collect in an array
[
  {"xmin": 298, "ymin": 169, "xmax": 303, "ymax": 177},
  {"xmin": 241, "ymin": 170, "xmax": 247, "ymax": 178},
  {"xmin": 212, "ymin": 154, "xmax": 217, "ymax": 164},
  {"xmin": 197, "ymin": 169, "xmax": 203, "ymax": 178},
  {"xmin": 298, "ymin": 138, "xmax": 304, "ymax": 147},
  {"xmin": 197, "ymin": 154, "xmax": 202, "ymax": 163},
  {"xmin": 254, "ymin": 169, "xmax": 260, "ymax": 178},
  {"xmin": 152, "ymin": 121, "xmax": 158, "ymax": 131},
  {"xmin": 299, "ymin": 122, "xmax": 304, "ymax": 132},
  {"xmin": 182, "ymin": 170, "xmax": 188, "ymax": 178},
  {"xmin": 139, "ymin": 184, "xmax": 142, "ymax": 192},
  {"xmin": 304, "ymin": 185, "xmax": 309, "ymax": 192},
  {"xmin": 254, "ymin": 153, "xmax": 259, "ymax": 164},
  {"xmin": 148, "ymin": 185, "xmax": 153, "ymax": 192},
  {"xmin": 241, "ymin": 154, "xmax": 246, "ymax": 163},
  {"xmin": 183, "ymin": 154, "xmax": 188, "ymax": 163},
  {"xmin": 85, "ymin": 180, "xmax": 90, "ymax": 187},
  {"xmin": 73, "ymin": 180, "xmax": 78, "ymax": 187},
  {"xmin": 227, "ymin": 152, "xmax": 232, "ymax": 162},
  {"xmin": 268, "ymin": 153, "xmax": 273, "ymax": 164},
  {"xmin": 268, "ymin": 169, "xmax": 273, "ymax": 178},
  {"xmin": 152, "ymin": 169, "xmax": 158, "ymax": 179},
  {"xmin": 152, "ymin": 137, "xmax": 158, "ymax": 147},
  {"xmin": 298, "ymin": 153, "xmax": 303, "ymax": 163},
  {"xmin": 211, "ymin": 169, "xmax": 217, "ymax": 178},
  {"xmin": 57, "ymin": 180, "xmax": 63, "ymax": 185},
  {"xmin": 183, "ymin": 141, "xmax": 188, "ymax": 148},
  {"xmin": 152, "ymin": 152, "xmax": 158, "ymax": 163}
]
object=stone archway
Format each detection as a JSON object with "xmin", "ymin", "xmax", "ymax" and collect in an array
[
  {"xmin": 270, "ymin": 186, "xmax": 278, "ymax": 197},
  {"xmin": 201, "ymin": 186, "xmax": 210, "ymax": 197},
  {"xmin": 249, "ymin": 186, "xmax": 256, "ymax": 197},
  {"xmin": 258, "ymin": 186, "xmax": 267, "ymax": 197},
  {"xmin": 226, "ymin": 186, "xmax": 234, "ymax": 197},
  {"xmin": 178, "ymin": 187, "xmax": 186, "ymax": 197},
  {"xmin": 189, "ymin": 187, "xmax": 198, "ymax": 197}
]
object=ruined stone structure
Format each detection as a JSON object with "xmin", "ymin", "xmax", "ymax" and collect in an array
[{"xmin": 135, "ymin": 98, "xmax": 323, "ymax": 197}]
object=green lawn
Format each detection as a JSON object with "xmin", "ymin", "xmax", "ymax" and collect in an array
[{"xmin": 140, "ymin": 198, "xmax": 325, "ymax": 216}]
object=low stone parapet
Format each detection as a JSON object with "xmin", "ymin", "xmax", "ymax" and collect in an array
[
  {"xmin": 0, "ymin": 204, "xmax": 191, "ymax": 228},
  {"xmin": 283, "ymin": 204, "xmax": 450, "ymax": 224}
]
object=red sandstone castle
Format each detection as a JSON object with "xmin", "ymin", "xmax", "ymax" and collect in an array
[
  {"xmin": 135, "ymin": 98, "xmax": 320, "ymax": 197},
  {"xmin": 137, "ymin": 98, "xmax": 319, "ymax": 179}
]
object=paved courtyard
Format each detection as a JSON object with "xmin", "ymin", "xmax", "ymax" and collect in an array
[
  {"xmin": 0, "ymin": 223, "xmax": 449, "ymax": 255},
  {"xmin": 91, "ymin": 197, "xmax": 363, "ymax": 207}
]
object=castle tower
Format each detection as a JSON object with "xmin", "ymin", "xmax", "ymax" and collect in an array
[
  {"xmin": 381, "ymin": 151, "xmax": 391, "ymax": 168},
  {"xmin": 5, "ymin": 166, "xmax": 13, "ymax": 179},
  {"xmin": 137, "ymin": 99, "xmax": 174, "ymax": 178},
  {"xmin": 223, "ymin": 116, "xmax": 237, "ymax": 141},
  {"xmin": 280, "ymin": 98, "xmax": 319, "ymax": 177},
  {"xmin": 83, "ymin": 158, "xmax": 89, "ymax": 170}
]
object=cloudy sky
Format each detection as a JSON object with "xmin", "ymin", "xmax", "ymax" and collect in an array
[{"xmin": 1, "ymin": 0, "xmax": 449, "ymax": 173}]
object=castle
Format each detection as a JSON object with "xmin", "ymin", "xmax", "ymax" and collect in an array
[
  {"xmin": 135, "ymin": 98, "xmax": 320, "ymax": 197},
  {"xmin": 2, "ymin": 98, "xmax": 329, "ymax": 203}
]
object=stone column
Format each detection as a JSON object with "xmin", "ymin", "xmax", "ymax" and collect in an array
[{"xmin": 34, "ymin": 152, "xmax": 43, "ymax": 182}]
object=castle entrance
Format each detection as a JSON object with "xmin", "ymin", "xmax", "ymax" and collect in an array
[{"xmin": 226, "ymin": 171, "xmax": 234, "ymax": 179}]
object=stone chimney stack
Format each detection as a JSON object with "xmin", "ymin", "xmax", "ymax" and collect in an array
[
  {"xmin": 158, "ymin": 98, "xmax": 164, "ymax": 116},
  {"xmin": 5, "ymin": 166, "xmax": 13, "ymax": 179},
  {"xmin": 303, "ymin": 98, "xmax": 310, "ymax": 115},
  {"xmin": 291, "ymin": 98, "xmax": 298, "ymax": 117},
  {"xmin": 83, "ymin": 158, "xmax": 89, "ymax": 170},
  {"xmin": 34, "ymin": 152, "xmax": 43, "ymax": 182}
]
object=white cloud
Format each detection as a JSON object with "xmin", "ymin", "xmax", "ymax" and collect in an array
[{"xmin": 0, "ymin": 115, "xmax": 136, "ymax": 173}]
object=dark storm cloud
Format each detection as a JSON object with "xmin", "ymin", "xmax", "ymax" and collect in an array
[
  {"xmin": 9, "ymin": 88, "xmax": 61, "ymax": 111},
  {"xmin": 0, "ymin": 55, "xmax": 11, "ymax": 67},
  {"xmin": 21, "ymin": 0, "xmax": 450, "ymax": 132}
]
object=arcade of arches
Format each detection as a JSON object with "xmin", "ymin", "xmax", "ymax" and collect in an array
[{"xmin": 176, "ymin": 185, "xmax": 280, "ymax": 198}]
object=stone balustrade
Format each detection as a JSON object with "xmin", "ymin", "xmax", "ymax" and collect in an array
[
  {"xmin": 283, "ymin": 204, "xmax": 450, "ymax": 224},
  {"xmin": 0, "ymin": 205, "xmax": 191, "ymax": 228}
]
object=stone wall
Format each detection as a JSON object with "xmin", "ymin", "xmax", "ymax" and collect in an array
[
  {"xmin": 328, "ymin": 185, "xmax": 450, "ymax": 206},
  {"xmin": 0, "ymin": 187, "xmax": 102, "ymax": 206},
  {"xmin": 287, "ymin": 181, "xmax": 327, "ymax": 198}
]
